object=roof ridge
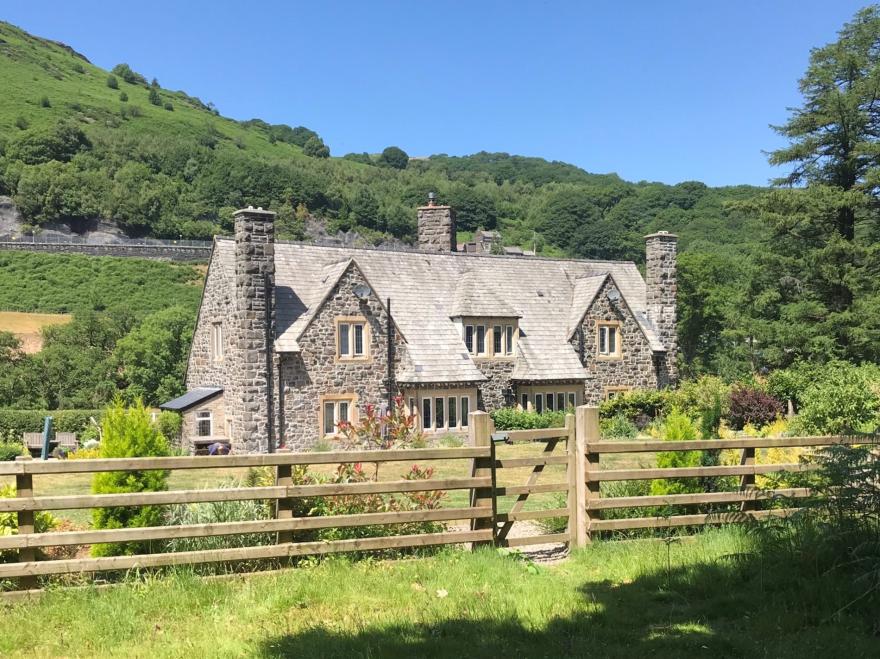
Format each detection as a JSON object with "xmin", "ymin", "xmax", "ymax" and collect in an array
[{"xmin": 214, "ymin": 237, "xmax": 639, "ymax": 268}]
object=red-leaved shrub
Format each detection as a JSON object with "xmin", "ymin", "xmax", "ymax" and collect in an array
[{"xmin": 728, "ymin": 386, "xmax": 784, "ymax": 430}]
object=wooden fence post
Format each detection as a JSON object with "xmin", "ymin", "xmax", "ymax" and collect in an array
[
  {"xmin": 276, "ymin": 464, "xmax": 294, "ymax": 544},
  {"xmin": 577, "ymin": 406, "xmax": 600, "ymax": 543},
  {"xmin": 15, "ymin": 459, "xmax": 38, "ymax": 590},
  {"xmin": 740, "ymin": 446, "xmax": 756, "ymax": 511},
  {"xmin": 566, "ymin": 413, "xmax": 587, "ymax": 548},
  {"xmin": 469, "ymin": 411, "xmax": 496, "ymax": 548}
]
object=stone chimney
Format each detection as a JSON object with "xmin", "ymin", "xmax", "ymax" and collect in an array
[
  {"xmin": 645, "ymin": 231, "xmax": 678, "ymax": 384},
  {"xmin": 417, "ymin": 193, "xmax": 456, "ymax": 252},
  {"xmin": 230, "ymin": 206, "xmax": 276, "ymax": 453}
]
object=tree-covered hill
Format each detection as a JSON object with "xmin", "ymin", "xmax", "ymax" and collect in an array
[{"xmin": 0, "ymin": 20, "xmax": 765, "ymax": 261}]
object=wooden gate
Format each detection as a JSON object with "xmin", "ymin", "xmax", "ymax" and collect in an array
[{"xmin": 469, "ymin": 410, "xmax": 587, "ymax": 550}]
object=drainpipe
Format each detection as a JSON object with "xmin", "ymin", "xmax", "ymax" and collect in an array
[
  {"xmin": 387, "ymin": 297, "xmax": 395, "ymax": 411},
  {"xmin": 265, "ymin": 272, "xmax": 275, "ymax": 453}
]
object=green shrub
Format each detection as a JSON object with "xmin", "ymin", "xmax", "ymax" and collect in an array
[
  {"xmin": 111, "ymin": 63, "xmax": 146, "ymax": 85},
  {"xmin": 91, "ymin": 399, "xmax": 171, "ymax": 557},
  {"xmin": 1, "ymin": 484, "xmax": 57, "ymax": 561},
  {"xmin": 119, "ymin": 91, "xmax": 128, "ymax": 102},
  {"xmin": 163, "ymin": 102, "xmax": 174, "ymax": 112},
  {"xmin": 106, "ymin": 74, "xmax": 118, "ymax": 89},
  {"xmin": 490, "ymin": 407, "xmax": 566, "ymax": 430},
  {"xmin": 153, "ymin": 411, "xmax": 182, "ymax": 444},
  {"xmin": 599, "ymin": 388, "xmax": 671, "ymax": 425},
  {"xmin": 796, "ymin": 362, "xmax": 880, "ymax": 434},
  {"xmin": 0, "ymin": 441, "xmax": 24, "ymax": 461},
  {"xmin": 39, "ymin": 95, "xmax": 50, "ymax": 108},
  {"xmin": 650, "ymin": 408, "xmax": 702, "ymax": 496},
  {"xmin": 165, "ymin": 491, "xmax": 274, "ymax": 554},
  {"xmin": 670, "ymin": 375, "xmax": 731, "ymax": 422},
  {"xmin": 600, "ymin": 414, "xmax": 638, "ymax": 439}
]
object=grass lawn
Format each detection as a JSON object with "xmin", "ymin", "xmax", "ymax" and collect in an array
[{"xmin": 1, "ymin": 528, "xmax": 877, "ymax": 658}]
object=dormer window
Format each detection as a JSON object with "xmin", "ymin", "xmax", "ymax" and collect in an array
[
  {"xmin": 461, "ymin": 317, "xmax": 517, "ymax": 359},
  {"xmin": 337, "ymin": 317, "xmax": 370, "ymax": 361},
  {"xmin": 476, "ymin": 326, "xmax": 486, "ymax": 355}
]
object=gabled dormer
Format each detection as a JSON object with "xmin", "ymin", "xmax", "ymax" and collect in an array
[{"xmin": 449, "ymin": 270, "xmax": 521, "ymax": 360}]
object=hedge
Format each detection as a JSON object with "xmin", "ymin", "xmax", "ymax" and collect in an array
[
  {"xmin": 490, "ymin": 408, "xmax": 567, "ymax": 430},
  {"xmin": 0, "ymin": 409, "xmax": 103, "ymax": 436}
]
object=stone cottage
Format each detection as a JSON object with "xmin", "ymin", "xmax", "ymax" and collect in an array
[{"xmin": 161, "ymin": 199, "xmax": 678, "ymax": 453}]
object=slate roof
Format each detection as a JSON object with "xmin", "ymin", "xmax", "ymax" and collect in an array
[
  {"xmin": 160, "ymin": 387, "xmax": 223, "ymax": 411},
  {"xmin": 212, "ymin": 240, "xmax": 666, "ymax": 384}
]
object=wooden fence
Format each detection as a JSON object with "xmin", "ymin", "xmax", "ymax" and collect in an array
[
  {"xmin": 0, "ymin": 406, "xmax": 868, "ymax": 596},
  {"xmin": 0, "ymin": 446, "xmax": 493, "ymax": 595}
]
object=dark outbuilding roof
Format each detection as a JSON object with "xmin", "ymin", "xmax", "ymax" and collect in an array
[{"xmin": 159, "ymin": 387, "xmax": 223, "ymax": 412}]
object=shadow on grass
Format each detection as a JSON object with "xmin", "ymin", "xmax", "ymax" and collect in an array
[{"xmin": 255, "ymin": 551, "xmax": 872, "ymax": 659}]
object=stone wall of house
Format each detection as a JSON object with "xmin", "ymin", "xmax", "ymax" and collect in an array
[
  {"xmin": 279, "ymin": 264, "xmax": 408, "ymax": 451},
  {"xmin": 226, "ymin": 207, "xmax": 276, "ymax": 454},
  {"xmin": 417, "ymin": 204, "xmax": 456, "ymax": 252},
  {"xmin": 181, "ymin": 393, "xmax": 227, "ymax": 449},
  {"xmin": 475, "ymin": 359, "xmax": 514, "ymax": 411},
  {"xmin": 574, "ymin": 278, "xmax": 659, "ymax": 405},
  {"xmin": 645, "ymin": 232, "xmax": 678, "ymax": 385},
  {"xmin": 185, "ymin": 258, "xmax": 234, "ymax": 394}
]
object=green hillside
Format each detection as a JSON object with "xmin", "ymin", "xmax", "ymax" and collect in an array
[{"xmin": 0, "ymin": 20, "xmax": 765, "ymax": 260}]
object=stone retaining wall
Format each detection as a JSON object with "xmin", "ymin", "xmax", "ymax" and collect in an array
[{"xmin": 0, "ymin": 242, "xmax": 211, "ymax": 262}]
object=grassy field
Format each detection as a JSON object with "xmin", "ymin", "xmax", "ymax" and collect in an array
[
  {"xmin": 0, "ymin": 310, "xmax": 71, "ymax": 353},
  {"xmin": 1, "ymin": 528, "xmax": 877, "ymax": 658}
]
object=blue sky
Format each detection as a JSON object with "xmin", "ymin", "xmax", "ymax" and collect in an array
[{"xmin": 3, "ymin": 1, "xmax": 870, "ymax": 186}]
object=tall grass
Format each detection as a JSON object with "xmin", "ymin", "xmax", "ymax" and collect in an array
[{"xmin": 2, "ymin": 529, "xmax": 877, "ymax": 658}]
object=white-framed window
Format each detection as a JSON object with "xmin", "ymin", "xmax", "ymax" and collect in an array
[
  {"xmin": 519, "ymin": 387, "xmax": 581, "ymax": 412},
  {"xmin": 422, "ymin": 398, "xmax": 432, "ymax": 430},
  {"xmin": 598, "ymin": 323, "xmax": 621, "ymax": 358},
  {"xmin": 405, "ymin": 390, "xmax": 475, "ymax": 432},
  {"xmin": 435, "ymin": 397, "xmax": 445, "ymax": 428},
  {"xmin": 461, "ymin": 318, "xmax": 517, "ymax": 359},
  {"xmin": 322, "ymin": 398, "xmax": 353, "ymax": 436},
  {"xmin": 337, "ymin": 318, "xmax": 369, "ymax": 360},
  {"xmin": 195, "ymin": 410, "xmax": 212, "ymax": 437},
  {"xmin": 211, "ymin": 322, "xmax": 223, "ymax": 362}
]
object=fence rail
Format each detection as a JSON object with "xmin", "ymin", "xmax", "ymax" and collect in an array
[
  {"xmin": 2, "ymin": 444, "xmax": 493, "ymax": 595},
  {"xmin": 583, "ymin": 421, "xmax": 872, "ymax": 541},
  {"xmin": 1, "ymin": 408, "xmax": 869, "ymax": 598}
]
